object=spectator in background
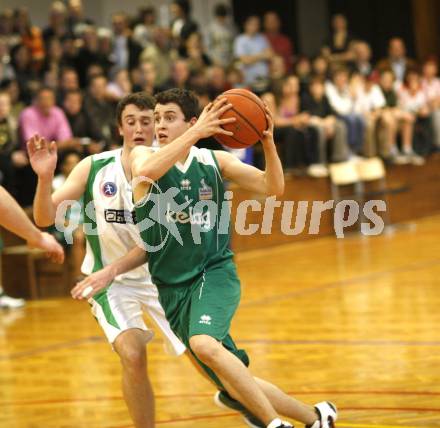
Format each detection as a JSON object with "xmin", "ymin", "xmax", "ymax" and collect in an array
[
  {"xmin": 205, "ymin": 3, "xmax": 236, "ymax": 68},
  {"xmin": 312, "ymin": 55, "xmax": 330, "ymax": 80},
  {"xmin": 325, "ymin": 67, "xmax": 365, "ymax": 156},
  {"xmin": 263, "ymin": 11, "xmax": 293, "ymax": 73},
  {"xmin": 13, "ymin": 7, "xmax": 45, "ymax": 71},
  {"xmin": 0, "ymin": 92, "xmax": 22, "ymax": 196},
  {"xmin": 206, "ymin": 65, "xmax": 228, "ymax": 100},
  {"xmin": 179, "ymin": 31, "xmax": 212, "ymax": 73},
  {"xmin": 295, "ymin": 56, "xmax": 312, "ymax": 98},
  {"xmin": 398, "ymin": 70, "xmax": 431, "ymax": 160},
  {"xmin": 350, "ymin": 73, "xmax": 387, "ymax": 157},
  {"xmin": 233, "ymin": 15, "xmax": 272, "ymax": 93},
  {"xmin": 139, "ymin": 27, "xmax": 175, "ymax": 87},
  {"xmin": 111, "ymin": 12, "xmax": 142, "ymax": 73},
  {"xmin": 421, "ymin": 59, "xmax": 440, "ymax": 149},
  {"xmin": 301, "ymin": 77, "xmax": 349, "ymax": 164},
  {"xmin": 159, "ymin": 58, "xmax": 192, "ymax": 91},
  {"xmin": 0, "ymin": 39, "xmax": 15, "ymax": 82},
  {"xmin": 0, "ymin": 9, "xmax": 20, "ymax": 47},
  {"xmin": 132, "ymin": 61, "xmax": 159, "ymax": 95},
  {"xmin": 42, "ymin": 1, "xmax": 69, "ymax": 45},
  {"xmin": 57, "ymin": 67, "xmax": 80, "ymax": 105},
  {"xmin": 376, "ymin": 37, "xmax": 416, "ymax": 83},
  {"xmin": 1, "ymin": 79, "xmax": 24, "ymax": 120},
  {"xmin": 59, "ymin": 34, "xmax": 79, "ymax": 70},
  {"xmin": 169, "ymin": 0, "xmax": 198, "ymax": 49},
  {"xmin": 322, "ymin": 14, "xmax": 354, "ymax": 65},
  {"xmin": 76, "ymin": 25, "xmax": 103, "ymax": 87},
  {"xmin": 265, "ymin": 76, "xmax": 323, "ymax": 176},
  {"xmin": 378, "ymin": 69, "xmax": 416, "ymax": 163},
  {"xmin": 62, "ymin": 89, "xmax": 103, "ymax": 155},
  {"xmin": 106, "ymin": 68, "xmax": 132, "ymax": 101},
  {"xmin": 83, "ymin": 75, "xmax": 116, "ymax": 148},
  {"xmin": 351, "ymin": 40, "xmax": 373, "ymax": 77},
  {"xmin": 41, "ymin": 37, "xmax": 65, "ymax": 81},
  {"xmin": 66, "ymin": 0, "xmax": 93, "ymax": 36},
  {"xmin": 268, "ymin": 55, "xmax": 287, "ymax": 99},
  {"xmin": 133, "ymin": 7, "xmax": 157, "ymax": 49},
  {"xmin": 19, "ymin": 87, "xmax": 73, "ymax": 150},
  {"xmin": 17, "ymin": 87, "xmax": 73, "ymax": 205}
]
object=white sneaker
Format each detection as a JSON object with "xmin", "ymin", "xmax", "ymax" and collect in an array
[
  {"xmin": 0, "ymin": 293, "xmax": 26, "ymax": 309},
  {"xmin": 409, "ymin": 153, "xmax": 425, "ymax": 166},
  {"xmin": 307, "ymin": 164, "xmax": 329, "ymax": 178},
  {"xmin": 307, "ymin": 402, "xmax": 337, "ymax": 428}
]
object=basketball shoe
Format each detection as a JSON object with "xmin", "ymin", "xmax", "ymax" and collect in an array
[
  {"xmin": 306, "ymin": 402, "xmax": 337, "ymax": 428},
  {"xmin": 214, "ymin": 390, "xmax": 265, "ymax": 428}
]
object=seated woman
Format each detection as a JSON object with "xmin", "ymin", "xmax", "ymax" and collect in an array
[
  {"xmin": 397, "ymin": 69, "xmax": 431, "ymax": 162},
  {"xmin": 378, "ymin": 69, "xmax": 417, "ymax": 164},
  {"xmin": 261, "ymin": 75, "xmax": 323, "ymax": 177}
]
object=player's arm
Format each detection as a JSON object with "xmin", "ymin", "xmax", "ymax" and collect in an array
[
  {"xmin": 215, "ymin": 106, "xmax": 284, "ymax": 197},
  {"xmin": 27, "ymin": 134, "xmax": 90, "ymax": 227},
  {"xmin": 0, "ymin": 186, "xmax": 64, "ymax": 263},
  {"xmin": 71, "ymin": 246, "xmax": 147, "ymax": 300},
  {"xmin": 130, "ymin": 98, "xmax": 235, "ymax": 184}
]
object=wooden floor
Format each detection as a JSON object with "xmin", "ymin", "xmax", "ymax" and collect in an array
[{"xmin": 1, "ymin": 214, "xmax": 440, "ymax": 428}]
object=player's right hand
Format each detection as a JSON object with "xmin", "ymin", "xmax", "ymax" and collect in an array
[
  {"xmin": 26, "ymin": 134, "xmax": 58, "ymax": 179},
  {"xmin": 28, "ymin": 232, "xmax": 65, "ymax": 264}
]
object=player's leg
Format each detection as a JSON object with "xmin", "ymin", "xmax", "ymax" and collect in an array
[
  {"xmin": 187, "ymin": 262, "xmax": 318, "ymax": 427},
  {"xmin": 114, "ymin": 328, "xmax": 155, "ymax": 428},
  {"xmin": 254, "ymin": 378, "xmax": 337, "ymax": 428},
  {"xmin": 90, "ymin": 282, "xmax": 155, "ymax": 428}
]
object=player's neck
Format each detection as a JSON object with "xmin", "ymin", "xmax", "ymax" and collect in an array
[
  {"xmin": 120, "ymin": 146, "xmax": 132, "ymax": 182},
  {"xmin": 158, "ymin": 141, "xmax": 192, "ymax": 165}
]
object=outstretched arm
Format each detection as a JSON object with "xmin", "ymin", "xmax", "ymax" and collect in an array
[
  {"xmin": 0, "ymin": 186, "xmax": 64, "ymax": 263},
  {"xmin": 215, "ymin": 106, "xmax": 284, "ymax": 196},
  {"xmin": 71, "ymin": 246, "xmax": 147, "ymax": 300},
  {"xmin": 27, "ymin": 134, "xmax": 90, "ymax": 227}
]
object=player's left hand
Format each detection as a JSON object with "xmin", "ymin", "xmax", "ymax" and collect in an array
[
  {"xmin": 71, "ymin": 266, "xmax": 116, "ymax": 300},
  {"xmin": 262, "ymin": 104, "xmax": 275, "ymax": 145}
]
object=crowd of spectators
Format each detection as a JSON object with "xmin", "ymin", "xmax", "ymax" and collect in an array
[{"xmin": 0, "ymin": 0, "xmax": 439, "ymax": 205}]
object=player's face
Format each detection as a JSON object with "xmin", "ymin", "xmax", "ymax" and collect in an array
[
  {"xmin": 119, "ymin": 104, "xmax": 154, "ymax": 149},
  {"xmin": 154, "ymin": 102, "xmax": 195, "ymax": 145}
]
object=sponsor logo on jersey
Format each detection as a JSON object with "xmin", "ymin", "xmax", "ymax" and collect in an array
[
  {"xmin": 102, "ymin": 182, "xmax": 117, "ymax": 197},
  {"xmin": 165, "ymin": 203, "xmax": 211, "ymax": 229},
  {"xmin": 199, "ymin": 178, "xmax": 212, "ymax": 200},
  {"xmin": 199, "ymin": 314, "xmax": 212, "ymax": 325},
  {"xmin": 105, "ymin": 209, "xmax": 136, "ymax": 224},
  {"xmin": 180, "ymin": 179, "xmax": 191, "ymax": 190}
]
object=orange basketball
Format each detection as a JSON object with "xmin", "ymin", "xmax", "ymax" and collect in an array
[{"xmin": 214, "ymin": 88, "xmax": 268, "ymax": 149}]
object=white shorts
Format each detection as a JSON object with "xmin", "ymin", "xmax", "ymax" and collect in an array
[{"xmin": 90, "ymin": 280, "xmax": 186, "ymax": 356}]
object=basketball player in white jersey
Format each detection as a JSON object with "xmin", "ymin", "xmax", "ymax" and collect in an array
[{"xmin": 27, "ymin": 93, "xmax": 185, "ymax": 428}]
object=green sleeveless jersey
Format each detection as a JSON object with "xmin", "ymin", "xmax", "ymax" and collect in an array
[{"xmin": 135, "ymin": 146, "xmax": 233, "ymax": 286}]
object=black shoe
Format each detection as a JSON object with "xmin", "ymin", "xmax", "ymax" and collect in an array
[{"xmin": 214, "ymin": 390, "xmax": 265, "ymax": 428}]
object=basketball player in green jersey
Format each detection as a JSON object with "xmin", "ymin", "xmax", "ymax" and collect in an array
[
  {"xmin": 131, "ymin": 88, "xmax": 338, "ymax": 428},
  {"xmin": 27, "ymin": 93, "xmax": 187, "ymax": 428}
]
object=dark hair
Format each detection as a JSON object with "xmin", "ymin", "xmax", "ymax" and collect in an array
[
  {"xmin": 155, "ymin": 88, "xmax": 200, "ymax": 121},
  {"xmin": 116, "ymin": 92, "xmax": 156, "ymax": 125},
  {"xmin": 173, "ymin": 0, "xmax": 191, "ymax": 16},
  {"xmin": 214, "ymin": 4, "xmax": 228, "ymax": 17}
]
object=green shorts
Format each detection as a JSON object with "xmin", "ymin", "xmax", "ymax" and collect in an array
[{"xmin": 157, "ymin": 260, "xmax": 249, "ymax": 388}]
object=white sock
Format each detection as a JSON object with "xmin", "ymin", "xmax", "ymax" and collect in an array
[{"xmin": 267, "ymin": 419, "xmax": 283, "ymax": 428}]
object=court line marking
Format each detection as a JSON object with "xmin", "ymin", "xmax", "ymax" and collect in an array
[
  {"xmin": 1, "ymin": 393, "xmax": 440, "ymax": 407},
  {"xmin": 237, "ymin": 338, "xmax": 440, "ymax": 346},
  {"xmin": 0, "ymin": 336, "xmax": 103, "ymax": 360}
]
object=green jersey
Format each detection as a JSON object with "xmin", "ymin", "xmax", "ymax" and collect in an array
[{"xmin": 135, "ymin": 146, "xmax": 233, "ymax": 286}]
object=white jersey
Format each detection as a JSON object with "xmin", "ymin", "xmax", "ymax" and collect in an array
[{"xmin": 82, "ymin": 149, "xmax": 149, "ymax": 285}]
